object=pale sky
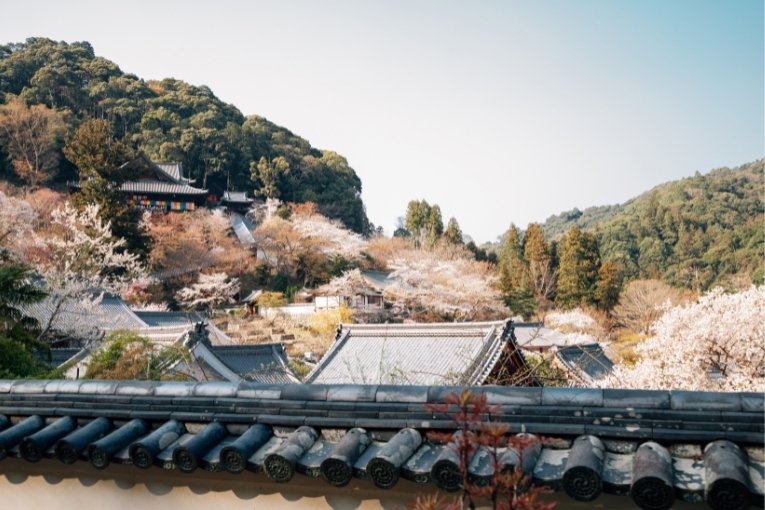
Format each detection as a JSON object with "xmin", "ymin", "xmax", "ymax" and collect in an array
[{"xmin": 2, "ymin": 0, "xmax": 763, "ymax": 242}]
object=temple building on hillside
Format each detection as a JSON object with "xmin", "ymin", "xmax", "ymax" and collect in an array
[
  {"xmin": 70, "ymin": 154, "xmax": 209, "ymax": 211},
  {"xmin": 220, "ymin": 190, "xmax": 256, "ymax": 213},
  {"xmin": 118, "ymin": 155, "xmax": 209, "ymax": 211}
]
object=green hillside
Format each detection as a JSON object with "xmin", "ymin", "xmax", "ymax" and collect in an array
[
  {"xmin": 0, "ymin": 38, "xmax": 369, "ymax": 233},
  {"xmin": 542, "ymin": 160, "xmax": 764, "ymax": 290}
]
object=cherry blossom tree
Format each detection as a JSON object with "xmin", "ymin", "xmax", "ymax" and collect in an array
[
  {"xmin": 384, "ymin": 247, "xmax": 508, "ymax": 320},
  {"xmin": 290, "ymin": 211, "xmax": 367, "ymax": 258},
  {"xmin": 0, "ymin": 190, "xmax": 36, "ymax": 260},
  {"xmin": 28, "ymin": 202, "xmax": 146, "ymax": 342},
  {"xmin": 176, "ymin": 272, "xmax": 241, "ymax": 315},
  {"xmin": 606, "ymin": 286, "xmax": 765, "ymax": 391}
]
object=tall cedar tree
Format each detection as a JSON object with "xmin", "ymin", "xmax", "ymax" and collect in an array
[
  {"xmin": 523, "ymin": 224, "xmax": 555, "ymax": 304},
  {"xmin": 595, "ymin": 260, "xmax": 622, "ymax": 311},
  {"xmin": 498, "ymin": 225, "xmax": 535, "ymax": 318},
  {"xmin": 427, "ymin": 205, "xmax": 444, "ymax": 246},
  {"xmin": 556, "ymin": 226, "xmax": 601, "ymax": 307},
  {"xmin": 64, "ymin": 119, "xmax": 151, "ymax": 259}
]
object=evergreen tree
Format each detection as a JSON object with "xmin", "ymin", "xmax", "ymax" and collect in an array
[
  {"xmin": 64, "ymin": 119, "xmax": 151, "ymax": 259},
  {"xmin": 557, "ymin": 226, "xmax": 601, "ymax": 307},
  {"xmin": 426, "ymin": 204, "xmax": 444, "ymax": 246},
  {"xmin": 523, "ymin": 223, "xmax": 555, "ymax": 304},
  {"xmin": 0, "ymin": 262, "xmax": 50, "ymax": 377},
  {"xmin": 595, "ymin": 260, "xmax": 622, "ymax": 311},
  {"xmin": 405, "ymin": 199, "xmax": 431, "ymax": 247},
  {"xmin": 498, "ymin": 225, "xmax": 535, "ymax": 317},
  {"xmin": 444, "ymin": 217, "xmax": 463, "ymax": 244}
]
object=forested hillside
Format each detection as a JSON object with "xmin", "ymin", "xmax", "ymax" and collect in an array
[
  {"xmin": 540, "ymin": 160, "xmax": 764, "ymax": 290},
  {"xmin": 0, "ymin": 38, "xmax": 369, "ymax": 232}
]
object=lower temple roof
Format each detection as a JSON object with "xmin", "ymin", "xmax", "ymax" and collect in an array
[{"xmin": 0, "ymin": 380, "xmax": 762, "ymax": 510}]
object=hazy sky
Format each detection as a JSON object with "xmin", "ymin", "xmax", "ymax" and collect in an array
[{"xmin": 2, "ymin": 0, "xmax": 763, "ymax": 242}]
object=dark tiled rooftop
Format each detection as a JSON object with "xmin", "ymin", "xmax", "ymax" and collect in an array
[
  {"xmin": 0, "ymin": 381, "xmax": 761, "ymax": 509},
  {"xmin": 555, "ymin": 343, "xmax": 614, "ymax": 383}
]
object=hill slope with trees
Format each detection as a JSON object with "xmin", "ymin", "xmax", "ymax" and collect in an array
[
  {"xmin": 0, "ymin": 37, "xmax": 370, "ymax": 233},
  {"xmin": 539, "ymin": 159, "xmax": 764, "ymax": 291}
]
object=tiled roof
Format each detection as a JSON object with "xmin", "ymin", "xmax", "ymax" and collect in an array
[
  {"xmin": 23, "ymin": 296, "xmax": 148, "ymax": 336},
  {"xmin": 360, "ymin": 270, "xmax": 395, "ymax": 291},
  {"xmin": 120, "ymin": 180, "xmax": 208, "ymax": 196},
  {"xmin": 22, "ymin": 296, "xmax": 223, "ymax": 347},
  {"xmin": 132, "ymin": 311, "xmax": 204, "ymax": 328},
  {"xmin": 49, "ymin": 348, "xmax": 86, "ymax": 368},
  {"xmin": 555, "ymin": 344, "xmax": 614, "ymax": 384},
  {"xmin": 0, "ymin": 381, "xmax": 761, "ymax": 509},
  {"xmin": 200, "ymin": 343, "xmax": 299, "ymax": 384},
  {"xmin": 155, "ymin": 162, "xmax": 192, "ymax": 183},
  {"xmin": 514, "ymin": 323, "xmax": 590, "ymax": 351},
  {"xmin": 222, "ymin": 191, "xmax": 253, "ymax": 203},
  {"xmin": 305, "ymin": 321, "xmax": 516, "ymax": 386},
  {"xmin": 231, "ymin": 213, "xmax": 255, "ymax": 245}
]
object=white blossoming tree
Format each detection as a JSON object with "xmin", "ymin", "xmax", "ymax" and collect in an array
[
  {"xmin": 384, "ymin": 248, "xmax": 508, "ymax": 320},
  {"xmin": 176, "ymin": 272, "xmax": 241, "ymax": 315},
  {"xmin": 0, "ymin": 190, "xmax": 36, "ymax": 259},
  {"xmin": 30, "ymin": 202, "xmax": 146, "ymax": 342},
  {"xmin": 290, "ymin": 213, "xmax": 367, "ymax": 258},
  {"xmin": 606, "ymin": 286, "xmax": 765, "ymax": 392}
]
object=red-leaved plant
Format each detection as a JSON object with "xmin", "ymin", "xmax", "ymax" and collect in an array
[{"xmin": 411, "ymin": 390, "xmax": 557, "ymax": 510}]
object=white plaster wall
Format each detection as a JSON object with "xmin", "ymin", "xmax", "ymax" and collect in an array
[{"xmin": 0, "ymin": 458, "xmax": 698, "ymax": 509}]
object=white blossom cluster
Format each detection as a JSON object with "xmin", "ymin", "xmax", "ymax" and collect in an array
[
  {"xmin": 0, "ymin": 190, "xmax": 36, "ymax": 257},
  {"xmin": 176, "ymin": 272, "xmax": 241, "ymax": 311},
  {"xmin": 290, "ymin": 214, "xmax": 367, "ymax": 258},
  {"xmin": 29, "ymin": 202, "xmax": 146, "ymax": 342},
  {"xmin": 39, "ymin": 203, "xmax": 145, "ymax": 293},
  {"xmin": 384, "ymin": 250, "xmax": 508, "ymax": 320},
  {"xmin": 545, "ymin": 308, "xmax": 597, "ymax": 331},
  {"xmin": 606, "ymin": 286, "xmax": 765, "ymax": 391}
]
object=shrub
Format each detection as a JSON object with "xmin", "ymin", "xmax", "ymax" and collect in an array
[{"xmin": 309, "ymin": 306, "xmax": 353, "ymax": 338}]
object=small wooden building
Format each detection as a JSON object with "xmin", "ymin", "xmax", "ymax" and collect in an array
[{"xmin": 220, "ymin": 191, "xmax": 256, "ymax": 213}]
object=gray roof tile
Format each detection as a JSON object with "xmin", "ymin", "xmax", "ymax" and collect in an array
[
  {"xmin": 0, "ymin": 381, "xmax": 761, "ymax": 507},
  {"xmin": 306, "ymin": 321, "xmax": 511, "ymax": 386}
]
